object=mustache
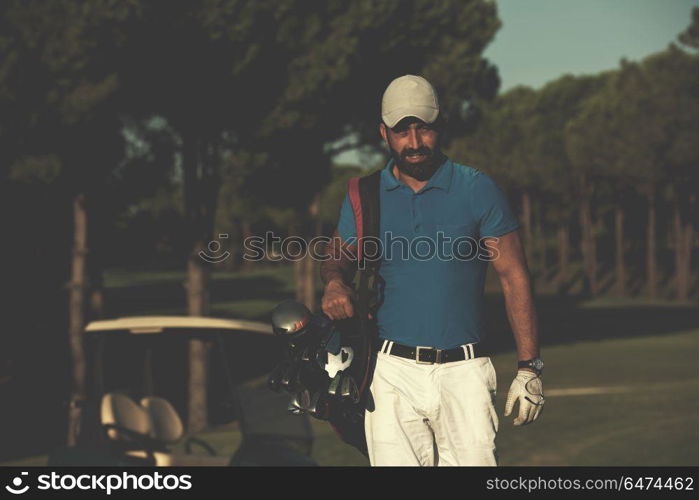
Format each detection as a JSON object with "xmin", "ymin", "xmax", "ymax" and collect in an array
[{"xmin": 400, "ymin": 146, "xmax": 433, "ymax": 159}]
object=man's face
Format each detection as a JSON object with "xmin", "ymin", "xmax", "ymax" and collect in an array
[{"xmin": 380, "ymin": 117, "xmax": 443, "ymax": 181}]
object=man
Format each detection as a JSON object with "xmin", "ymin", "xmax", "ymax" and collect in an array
[{"xmin": 320, "ymin": 75, "xmax": 544, "ymax": 466}]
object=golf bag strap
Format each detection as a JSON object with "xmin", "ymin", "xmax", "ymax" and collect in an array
[
  {"xmin": 348, "ymin": 170, "xmax": 381, "ymax": 396},
  {"xmin": 347, "ymin": 170, "xmax": 381, "ymax": 269},
  {"xmin": 347, "ymin": 178, "xmax": 363, "ymax": 261}
]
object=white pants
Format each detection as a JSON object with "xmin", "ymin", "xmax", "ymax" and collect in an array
[{"xmin": 364, "ymin": 348, "xmax": 499, "ymax": 466}]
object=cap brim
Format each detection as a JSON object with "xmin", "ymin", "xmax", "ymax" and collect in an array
[{"xmin": 382, "ymin": 106, "xmax": 439, "ymax": 129}]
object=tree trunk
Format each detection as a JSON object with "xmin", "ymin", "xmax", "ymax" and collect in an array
[
  {"xmin": 535, "ymin": 202, "xmax": 546, "ymax": 282},
  {"xmin": 88, "ymin": 270, "xmax": 105, "ymax": 320},
  {"xmin": 615, "ymin": 206, "xmax": 626, "ymax": 297},
  {"xmin": 522, "ymin": 191, "xmax": 533, "ymax": 263},
  {"xmin": 676, "ymin": 194, "xmax": 695, "ymax": 301},
  {"xmin": 241, "ymin": 219, "xmax": 255, "ymax": 272},
  {"xmin": 185, "ymin": 253, "xmax": 211, "ymax": 310},
  {"xmin": 673, "ymin": 203, "xmax": 685, "ymax": 300},
  {"xmin": 684, "ymin": 195, "xmax": 695, "ymax": 298},
  {"xmin": 579, "ymin": 178, "xmax": 597, "ymax": 295},
  {"xmin": 683, "ymin": 218, "xmax": 694, "ymax": 300},
  {"xmin": 291, "ymin": 218, "xmax": 306, "ymax": 304},
  {"xmin": 87, "ymin": 228, "xmax": 105, "ymax": 320},
  {"xmin": 186, "ymin": 239, "xmax": 211, "ymax": 434},
  {"xmin": 86, "ymin": 192, "xmax": 105, "ymax": 320},
  {"xmin": 220, "ymin": 221, "xmax": 239, "ymax": 272},
  {"xmin": 66, "ymin": 193, "xmax": 88, "ymax": 446},
  {"xmin": 646, "ymin": 188, "xmax": 657, "ymax": 300},
  {"xmin": 294, "ymin": 258, "xmax": 305, "ymax": 302},
  {"xmin": 182, "ymin": 132, "xmax": 219, "ymax": 434},
  {"xmin": 302, "ymin": 193, "xmax": 321, "ymax": 311},
  {"xmin": 302, "ymin": 255, "xmax": 315, "ymax": 311},
  {"xmin": 556, "ymin": 222, "xmax": 569, "ymax": 294}
]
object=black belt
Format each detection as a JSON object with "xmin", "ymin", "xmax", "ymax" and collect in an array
[{"xmin": 377, "ymin": 339, "xmax": 483, "ymax": 364}]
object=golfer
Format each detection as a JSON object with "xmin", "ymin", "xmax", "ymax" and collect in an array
[{"xmin": 320, "ymin": 75, "xmax": 544, "ymax": 466}]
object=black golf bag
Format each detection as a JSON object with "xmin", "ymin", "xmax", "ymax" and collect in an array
[{"xmin": 268, "ymin": 170, "xmax": 382, "ymax": 457}]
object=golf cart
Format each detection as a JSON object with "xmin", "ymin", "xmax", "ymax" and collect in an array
[{"xmin": 49, "ymin": 315, "xmax": 315, "ymax": 466}]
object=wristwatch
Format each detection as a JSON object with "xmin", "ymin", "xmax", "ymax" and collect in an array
[{"xmin": 518, "ymin": 357, "xmax": 544, "ymax": 375}]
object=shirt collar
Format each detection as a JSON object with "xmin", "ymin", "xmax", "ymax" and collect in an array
[
  {"xmin": 381, "ymin": 159, "xmax": 402, "ymax": 191},
  {"xmin": 381, "ymin": 156, "xmax": 453, "ymax": 193}
]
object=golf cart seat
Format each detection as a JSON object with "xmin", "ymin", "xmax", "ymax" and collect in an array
[
  {"xmin": 100, "ymin": 392, "xmax": 161, "ymax": 465},
  {"xmin": 101, "ymin": 392, "xmax": 151, "ymax": 442},
  {"xmin": 140, "ymin": 396, "xmax": 183, "ymax": 444},
  {"xmin": 101, "ymin": 393, "xmax": 228, "ymax": 466}
]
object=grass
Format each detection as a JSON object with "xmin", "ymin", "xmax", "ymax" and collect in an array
[
  {"xmin": 5, "ymin": 328, "xmax": 697, "ymax": 466},
  {"xmin": 308, "ymin": 328, "xmax": 699, "ymax": 466},
  {"xmin": 492, "ymin": 328, "xmax": 699, "ymax": 466},
  {"xmin": 3, "ymin": 264, "xmax": 697, "ymax": 466}
]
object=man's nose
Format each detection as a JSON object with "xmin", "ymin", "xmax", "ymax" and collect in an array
[{"xmin": 407, "ymin": 127, "xmax": 422, "ymax": 149}]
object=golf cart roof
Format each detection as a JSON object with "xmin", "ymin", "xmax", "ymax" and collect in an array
[{"xmin": 85, "ymin": 316, "xmax": 273, "ymax": 335}]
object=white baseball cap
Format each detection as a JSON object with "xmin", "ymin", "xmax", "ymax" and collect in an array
[{"xmin": 381, "ymin": 75, "xmax": 440, "ymax": 128}]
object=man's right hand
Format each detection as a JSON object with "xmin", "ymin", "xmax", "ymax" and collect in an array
[{"xmin": 321, "ymin": 279, "xmax": 355, "ymax": 320}]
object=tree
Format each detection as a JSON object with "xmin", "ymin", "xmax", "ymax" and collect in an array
[
  {"xmin": 641, "ymin": 46, "xmax": 699, "ymax": 300},
  {"xmin": 0, "ymin": 0, "xmax": 140, "ymax": 444},
  {"xmin": 527, "ymin": 74, "xmax": 607, "ymax": 294},
  {"xmin": 1, "ymin": 0, "xmax": 507, "ymax": 438},
  {"xmin": 678, "ymin": 6, "xmax": 699, "ymax": 50},
  {"xmin": 247, "ymin": 0, "xmax": 502, "ymax": 309},
  {"xmin": 449, "ymin": 86, "xmax": 542, "ymax": 282},
  {"xmin": 566, "ymin": 69, "xmax": 628, "ymax": 297},
  {"xmin": 117, "ymin": 0, "xmax": 312, "ymax": 432}
]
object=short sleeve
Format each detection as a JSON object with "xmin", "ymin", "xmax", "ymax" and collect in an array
[
  {"xmin": 471, "ymin": 173, "xmax": 520, "ymax": 238},
  {"xmin": 336, "ymin": 193, "xmax": 357, "ymax": 243}
]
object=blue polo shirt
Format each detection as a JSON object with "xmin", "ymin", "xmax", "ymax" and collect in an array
[{"xmin": 336, "ymin": 157, "xmax": 520, "ymax": 349}]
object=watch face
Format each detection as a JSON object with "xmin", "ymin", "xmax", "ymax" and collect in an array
[{"xmin": 532, "ymin": 359, "xmax": 544, "ymax": 371}]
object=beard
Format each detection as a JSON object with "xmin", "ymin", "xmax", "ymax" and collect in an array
[{"xmin": 389, "ymin": 142, "xmax": 445, "ymax": 181}]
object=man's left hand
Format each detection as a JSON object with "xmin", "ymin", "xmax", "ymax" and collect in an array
[{"xmin": 504, "ymin": 369, "xmax": 544, "ymax": 426}]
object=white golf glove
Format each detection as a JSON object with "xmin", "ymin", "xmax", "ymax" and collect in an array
[{"xmin": 505, "ymin": 369, "xmax": 545, "ymax": 426}]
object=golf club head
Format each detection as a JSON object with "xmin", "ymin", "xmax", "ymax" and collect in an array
[
  {"xmin": 287, "ymin": 392, "xmax": 306, "ymax": 415},
  {"xmin": 287, "ymin": 389, "xmax": 311, "ymax": 416},
  {"xmin": 300, "ymin": 345, "xmax": 313, "ymax": 362},
  {"xmin": 272, "ymin": 300, "xmax": 312, "ymax": 340},
  {"xmin": 327, "ymin": 372, "xmax": 343, "ymax": 397},
  {"xmin": 267, "ymin": 361, "xmax": 289, "ymax": 392},
  {"xmin": 280, "ymin": 362, "xmax": 301, "ymax": 393},
  {"xmin": 307, "ymin": 391, "xmax": 330, "ymax": 420},
  {"xmin": 339, "ymin": 374, "xmax": 360, "ymax": 403}
]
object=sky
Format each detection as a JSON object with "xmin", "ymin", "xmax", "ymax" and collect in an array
[
  {"xmin": 335, "ymin": 0, "xmax": 698, "ymax": 165},
  {"xmin": 487, "ymin": 0, "xmax": 699, "ymax": 91}
]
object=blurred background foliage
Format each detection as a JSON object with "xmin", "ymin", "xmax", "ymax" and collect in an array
[{"xmin": 0, "ymin": 0, "xmax": 697, "ymax": 463}]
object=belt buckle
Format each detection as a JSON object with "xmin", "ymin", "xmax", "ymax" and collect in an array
[{"xmin": 415, "ymin": 346, "xmax": 434, "ymax": 365}]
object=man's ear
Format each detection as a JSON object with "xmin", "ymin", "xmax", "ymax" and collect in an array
[{"xmin": 379, "ymin": 123, "xmax": 389, "ymax": 147}]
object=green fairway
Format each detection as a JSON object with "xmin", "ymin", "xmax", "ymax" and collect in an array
[
  {"xmin": 492, "ymin": 328, "xmax": 699, "ymax": 466},
  {"xmin": 93, "ymin": 328, "xmax": 699, "ymax": 467},
  {"xmin": 4, "ymin": 266, "xmax": 697, "ymax": 467},
  {"xmin": 304, "ymin": 328, "xmax": 699, "ymax": 466},
  {"xmin": 3, "ymin": 328, "xmax": 697, "ymax": 466}
]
